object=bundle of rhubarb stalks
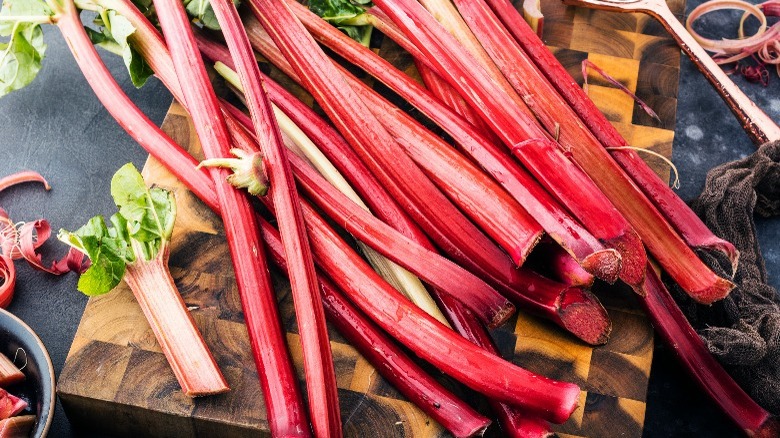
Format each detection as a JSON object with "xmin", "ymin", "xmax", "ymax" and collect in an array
[{"xmin": 1, "ymin": 0, "xmax": 777, "ymax": 434}]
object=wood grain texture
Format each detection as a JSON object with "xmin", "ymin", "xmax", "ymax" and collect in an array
[{"xmin": 57, "ymin": 0, "xmax": 682, "ymax": 436}]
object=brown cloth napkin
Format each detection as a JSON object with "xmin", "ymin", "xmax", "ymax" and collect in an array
[{"xmin": 665, "ymin": 140, "xmax": 780, "ymax": 414}]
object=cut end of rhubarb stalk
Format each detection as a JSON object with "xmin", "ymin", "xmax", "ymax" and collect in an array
[
  {"xmin": 486, "ymin": 300, "xmax": 517, "ymax": 329},
  {"xmin": 754, "ymin": 417, "xmax": 780, "ymax": 438},
  {"xmin": 603, "ymin": 229, "xmax": 647, "ymax": 295},
  {"xmin": 580, "ymin": 248, "xmax": 621, "ymax": 284},
  {"xmin": 558, "ymin": 287, "xmax": 612, "ymax": 345},
  {"xmin": 688, "ymin": 276, "xmax": 736, "ymax": 305}
]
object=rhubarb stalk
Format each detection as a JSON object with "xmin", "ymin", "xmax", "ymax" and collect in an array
[
  {"xmin": 49, "ymin": 4, "xmax": 309, "ymax": 432},
  {"xmin": 259, "ymin": 6, "xmax": 621, "ymax": 281},
  {"xmin": 353, "ymin": 0, "xmax": 649, "ymax": 289},
  {"xmin": 260, "ymin": 220, "xmax": 492, "ymax": 437},
  {"xmin": 485, "ymin": 0, "xmax": 740, "ymax": 272},
  {"xmin": 58, "ymin": 164, "xmax": 228, "ymax": 397},
  {"xmin": 0, "ymin": 354, "xmax": 24, "ymax": 388},
  {"xmin": 205, "ymin": 0, "xmax": 340, "ymax": 433}
]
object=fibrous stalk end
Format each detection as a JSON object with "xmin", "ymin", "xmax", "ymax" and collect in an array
[
  {"xmin": 580, "ymin": 248, "xmax": 621, "ymax": 284},
  {"xmin": 199, "ymin": 148, "xmax": 269, "ymax": 196},
  {"xmin": 558, "ymin": 287, "xmax": 612, "ymax": 345}
]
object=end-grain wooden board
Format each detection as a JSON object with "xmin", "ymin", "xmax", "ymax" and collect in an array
[{"xmin": 57, "ymin": 1, "xmax": 684, "ymax": 435}]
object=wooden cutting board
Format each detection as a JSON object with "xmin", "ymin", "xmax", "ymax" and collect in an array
[{"xmin": 57, "ymin": 1, "xmax": 684, "ymax": 436}]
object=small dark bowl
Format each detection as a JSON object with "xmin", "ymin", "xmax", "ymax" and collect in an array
[{"xmin": 0, "ymin": 308, "xmax": 55, "ymax": 437}]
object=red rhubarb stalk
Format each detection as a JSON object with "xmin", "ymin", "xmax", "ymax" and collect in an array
[
  {"xmin": 53, "ymin": 4, "xmax": 308, "ymax": 432},
  {"xmin": 483, "ymin": 0, "xmax": 740, "ymax": 273},
  {"xmin": 260, "ymin": 220, "xmax": 492, "ymax": 437},
  {"xmin": 244, "ymin": 0, "xmax": 541, "ymax": 274},
  {"xmin": 437, "ymin": 0, "xmax": 733, "ymax": 302},
  {"xmin": 258, "ymin": 5, "xmax": 620, "ymax": 280},
  {"xmin": 643, "ymin": 268, "xmax": 779, "ymax": 436},
  {"xmin": 527, "ymin": 241, "xmax": 596, "ymax": 288},
  {"xmin": 367, "ymin": 0, "xmax": 648, "ymax": 290},
  {"xmin": 0, "ymin": 389, "xmax": 26, "ymax": 420},
  {"xmin": 205, "ymin": 0, "xmax": 340, "ymax": 434},
  {"xmin": 219, "ymin": 110, "xmax": 514, "ymax": 327},
  {"xmin": 221, "ymin": 27, "xmax": 540, "ymax": 266}
]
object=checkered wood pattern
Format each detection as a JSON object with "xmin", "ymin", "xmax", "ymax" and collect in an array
[{"xmin": 58, "ymin": 0, "xmax": 682, "ymax": 436}]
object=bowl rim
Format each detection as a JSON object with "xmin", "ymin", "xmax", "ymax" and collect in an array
[{"xmin": 0, "ymin": 308, "xmax": 55, "ymax": 437}]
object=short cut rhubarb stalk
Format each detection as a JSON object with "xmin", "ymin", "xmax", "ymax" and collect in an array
[
  {"xmin": 0, "ymin": 415, "xmax": 35, "ymax": 437},
  {"xmin": 366, "ymin": 0, "xmax": 648, "ymax": 291},
  {"xmin": 260, "ymin": 220, "xmax": 492, "ymax": 437},
  {"xmin": 58, "ymin": 164, "xmax": 228, "ymax": 397},
  {"xmin": 484, "ymin": 0, "xmax": 740, "ymax": 272},
  {"xmin": 204, "ymin": 0, "xmax": 340, "ymax": 433},
  {"xmin": 0, "ymin": 353, "xmax": 24, "ymax": 387},
  {"xmin": 49, "ymin": 4, "xmax": 309, "ymax": 433},
  {"xmin": 252, "ymin": 7, "xmax": 620, "ymax": 281},
  {"xmin": 0, "ymin": 389, "xmax": 26, "ymax": 420}
]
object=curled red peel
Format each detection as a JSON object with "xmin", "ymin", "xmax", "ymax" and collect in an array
[
  {"xmin": 0, "ymin": 171, "xmax": 50, "ymax": 194},
  {"xmin": 0, "ymin": 256, "xmax": 16, "ymax": 309},
  {"xmin": 18, "ymin": 220, "xmax": 87, "ymax": 275}
]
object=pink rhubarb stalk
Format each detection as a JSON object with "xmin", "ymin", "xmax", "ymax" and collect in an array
[
  {"xmin": 0, "ymin": 171, "xmax": 50, "ymax": 193},
  {"xmin": 261, "ymin": 220, "xmax": 492, "ymax": 437},
  {"xmin": 206, "ymin": 0, "xmax": 340, "ymax": 434},
  {"xmin": 54, "ymin": 3, "xmax": 308, "ymax": 433}
]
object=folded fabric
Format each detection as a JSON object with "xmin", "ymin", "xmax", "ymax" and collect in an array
[{"xmin": 666, "ymin": 140, "xmax": 780, "ymax": 414}]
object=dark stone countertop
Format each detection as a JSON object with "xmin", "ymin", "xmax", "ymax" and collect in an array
[{"xmin": 0, "ymin": 4, "xmax": 777, "ymax": 437}]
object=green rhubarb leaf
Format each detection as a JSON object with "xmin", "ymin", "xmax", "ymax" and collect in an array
[
  {"xmin": 58, "ymin": 216, "xmax": 129, "ymax": 296},
  {"xmin": 0, "ymin": 0, "xmax": 50, "ymax": 97},
  {"xmin": 58, "ymin": 164, "xmax": 177, "ymax": 296},
  {"xmin": 110, "ymin": 163, "xmax": 175, "ymax": 261},
  {"xmin": 0, "ymin": 0, "xmax": 52, "ymax": 35},
  {"xmin": 183, "ymin": 0, "xmax": 220, "ymax": 30},
  {"xmin": 89, "ymin": 10, "xmax": 153, "ymax": 87},
  {"xmin": 309, "ymin": 0, "xmax": 374, "ymax": 46}
]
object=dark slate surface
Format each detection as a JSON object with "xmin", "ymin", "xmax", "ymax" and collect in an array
[{"xmin": 0, "ymin": 5, "xmax": 777, "ymax": 438}]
